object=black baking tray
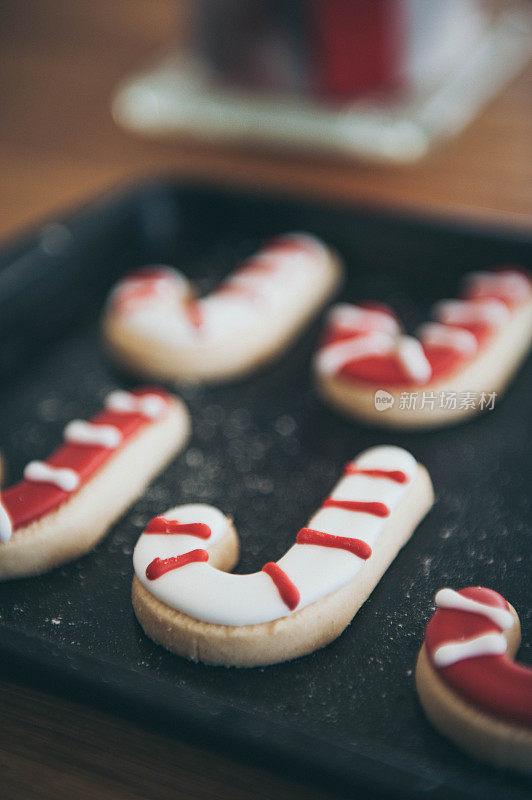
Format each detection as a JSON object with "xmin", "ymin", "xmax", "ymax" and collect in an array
[{"xmin": 0, "ymin": 180, "xmax": 530, "ymax": 800}]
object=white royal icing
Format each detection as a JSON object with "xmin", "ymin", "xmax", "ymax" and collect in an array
[
  {"xmin": 435, "ymin": 588, "xmax": 514, "ymax": 631},
  {"xmin": 327, "ymin": 304, "xmax": 401, "ymax": 336},
  {"xmin": 433, "ymin": 632, "xmax": 508, "ymax": 668},
  {"xmin": 434, "ymin": 299, "xmax": 510, "ymax": 329},
  {"xmin": 0, "ymin": 501, "xmax": 13, "ymax": 543},
  {"xmin": 114, "ymin": 234, "xmax": 331, "ymax": 344},
  {"xmin": 133, "ymin": 446, "xmax": 418, "ymax": 626},
  {"xmin": 105, "ymin": 390, "xmax": 167, "ymax": 419},
  {"xmin": 417, "ymin": 323, "xmax": 478, "ymax": 357},
  {"xmin": 314, "ymin": 331, "xmax": 396, "ymax": 377},
  {"xmin": 464, "ymin": 270, "xmax": 531, "ymax": 305},
  {"xmin": 396, "ymin": 335, "xmax": 432, "ymax": 384},
  {"xmin": 24, "ymin": 461, "xmax": 79, "ymax": 492},
  {"xmin": 64, "ymin": 420, "xmax": 123, "ymax": 448}
]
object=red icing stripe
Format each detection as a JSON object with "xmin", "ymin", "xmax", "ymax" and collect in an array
[
  {"xmin": 2, "ymin": 388, "xmax": 170, "ymax": 531},
  {"xmin": 145, "ymin": 516, "xmax": 211, "ymax": 539},
  {"xmin": 216, "ymin": 284, "xmax": 259, "ymax": 301},
  {"xmin": 115, "ymin": 284, "xmax": 157, "ymax": 314},
  {"xmin": 233, "ymin": 258, "xmax": 278, "ymax": 277},
  {"xmin": 263, "ymin": 236, "xmax": 316, "ymax": 255},
  {"xmin": 424, "ymin": 587, "xmax": 532, "ymax": 728},
  {"xmin": 297, "ymin": 527, "xmax": 371, "ymax": 559},
  {"xmin": 358, "ymin": 301, "xmax": 398, "ymax": 316},
  {"xmin": 113, "ymin": 271, "xmax": 173, "ymax": 314},
  {"xmin": 344, "ymin": 464, "xmax": 408, "ymax": 483},
  {"xmin": 146, "ymin": 549, "xmax": 209, "ymax": 581},
  {"xmin": 123, "ymin": 267, "xmax": 172, "ymax": 281},
  {"xmin": 323, "ymin": 498, "xmax": 390, "ymax": 517},
  {"xmin": 262, "ymin": 562, "xmax": 300, "ymax": 611},
  {"xmin": 185, "ymin": 299, "xmax": 202, "ymax": 329},
  {"xmin": 463, "ymin": 267, "xmax": 532, "ymax": 309}
]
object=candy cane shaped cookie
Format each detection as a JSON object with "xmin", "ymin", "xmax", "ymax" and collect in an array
[
  {"xmin": 132, "ymin": 446, "xmax": 433, "ymax": 667},
  {"xmin": 416, "ymin": 588, "xmax": 532, "ymax": 772},
  {"xmin": 314, "ymin": 268, "xmax": 532, "ymax": 428},
  {"xmin": 0, "ymin": 388, "xmax": 190, "ymax": 579},
  {"xmin": 103, "ymin": 233, "xmax": 342, "ymax": 383}
]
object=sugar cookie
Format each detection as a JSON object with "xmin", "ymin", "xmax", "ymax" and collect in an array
[
  {"xmin": 103, "ymin": 233, "xmax": 342, "ymax": 382},
  {"xmin": 314, "ymin": 268, "xmax": 532, "ymax": 428},
  {"xmin": 416, "ymin": 587, "xmax": 532, "ymax": 772},
  {"xmin": 132, "ymin": 445, "xmax": 433, "ymax": 666},
  {"xmin": 0, "ymin": 388, "xmax": 190, "ymax": 579}
]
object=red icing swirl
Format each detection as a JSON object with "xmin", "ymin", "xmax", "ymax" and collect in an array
[
  {"xmin": 146, "ymin": 549, "xmax": 209, "ymax": 580},
  {"xmin": 2, "ymin": 388, "xmax": 170, "ymax": 531},
  {"xmin": 145, "ymin": 517, "xmax": 211, "ymax": 539},
  {"xmin": 424, "ymin": 587, "xmax": 532, "ymax": 727}
]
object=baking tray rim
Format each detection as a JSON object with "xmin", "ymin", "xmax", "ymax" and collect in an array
[
  {"xmin": 1, "ymin": 174, "xmax": 531, "ymax": 262},
  {"xmin": 0, "ymin": 176, "xmax": 531, "ymax": 800}
]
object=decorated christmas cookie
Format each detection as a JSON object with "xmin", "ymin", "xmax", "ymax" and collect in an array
[
  {"xmin": 132, "ymin": 445, "xmax": 433, "ymax": 667},
  {"xmin": 314, "ymin": 268, "xmax": 532, "ymax": 428},
  {"xmin": 103, "ymin": 233, "xmax": 342, "ymax": 383},
  {"xmin": 0, "ymin": 388, "xmax": 190, "ymax": 579},
  {"xmin": 416, "ymin": 587, "xmax": 532, "ymax": 772}
]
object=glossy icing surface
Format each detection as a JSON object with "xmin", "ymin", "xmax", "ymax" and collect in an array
[
  {"xmin": 110, "ymin": 234, "xmax": 332, "ymax": 345},
  {"xmin": 134, "ymin": 446, "xmax": 419, "ymax": 626},
  {"xmin": 1, "ymin": 389, "xmax": 170, "ymax": 532},
  {"xmin": 424, "ymin": 587, "xmax": 532, "ymax": 727},
  {"xmin": 315, "ymin": 269, "xmax": 531, "ymax": 387}
]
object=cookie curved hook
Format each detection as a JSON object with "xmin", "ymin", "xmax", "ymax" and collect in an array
[{"xmin": 132, "ymin": 445, "xmax": 434, "ymax": 666}]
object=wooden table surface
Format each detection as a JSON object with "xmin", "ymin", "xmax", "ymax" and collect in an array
[{"xmin": 0, "ymin": 2, "xmax": 531, "ymax": 798}]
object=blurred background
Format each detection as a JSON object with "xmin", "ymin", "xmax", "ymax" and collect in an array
[{"xmin": 1, "ymin": 0, "xmax": 531, "ymax": 241}]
